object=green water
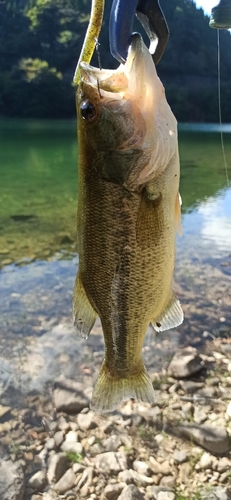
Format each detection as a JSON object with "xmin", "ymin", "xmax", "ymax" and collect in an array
[
  {"xmin": 0, "ymin": 119, "xmax": 230, "ymax": 268},
  {"xmin": 0, "ymin": 119, "xmax": 78, "ymax": 265},
  {"xmin": 179, "ymin": 125, "xmax": 231, "ymax": 211}
]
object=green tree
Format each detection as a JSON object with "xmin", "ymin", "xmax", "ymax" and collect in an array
[{"xmin": 1, "ymin": 0, "xmax": 231, "ymax": 120}]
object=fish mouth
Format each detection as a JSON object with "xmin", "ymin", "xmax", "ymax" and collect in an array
[{"xmin": 79, "ymin": 33, "xmax": 161, "ymax": 101}]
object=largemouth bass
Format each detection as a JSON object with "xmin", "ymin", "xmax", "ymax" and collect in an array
[{"xmin": 73, "ymin": 33, "xmax": 183, "ymax": 413}]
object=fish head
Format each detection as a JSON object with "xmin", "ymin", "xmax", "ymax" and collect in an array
[
  {"xmin": 77, "ymin": 59, "xmax": 142, "ymax": 154},
  {"xmin": 77, "ymin": 33, "xmax": 178, "ymax": 189}
]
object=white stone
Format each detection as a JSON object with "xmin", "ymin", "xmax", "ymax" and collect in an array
[
  {"xmin": 133, "ymin": 460, "xmax": 151, "ymax": 476},
  {"xmin": 157, "ymin": 493, "xmax": 175, "ymax": 500},
  {"xmin": 212, "ymin": 351, "xmax": 225, "ymax": 360},
  {"xmin": 95, "ymin": 451, "xmax": 128, "ymax": 474},
  {"xmin": 88, "ymin": 436, "xmax": 96, "ymax": 446},
  {"xmin": 43, "ymin": 491, "xmax": 58, "ymax": 500},
  {"xmin": 77, "ymin": 411, "xmax": 97, "ymax": 431},
  {"xmin": 155, "ymin": 434, "xmax": 164, "ymax": 444},
  {"xmin": 65, "ymin": 431, "xmax": 79, "ymax": 442},
  {"xmin": 38, "ymin": 448, "xmax": 48, "ymax": 464},
  {"xmin": 226, "ymin": 401, "xmax": 231, "ymax": 417},
  {"xmin": 199, "ymin": 453, "xmax": 213, "ymax": 470},
  {"xmin": 61, "ymin": 441, "xmax": 83, "ymax": 454},
  {"xmin": 45, "ymin": 438, "xmax": 55, "ymax": 451}
]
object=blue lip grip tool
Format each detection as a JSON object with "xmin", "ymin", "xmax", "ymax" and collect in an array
[{"xmin": 109, "ymin": 0, "xmax": 170, "ymax": 64}]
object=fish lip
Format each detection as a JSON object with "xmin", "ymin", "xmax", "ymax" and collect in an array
[
  {"xmin": 79, "ymin": 33, "xmax": 146, "ymax": 94},
  {"xmin": 80, "ymin": 62, "xmax": 114, "ymax": 81},
  {"xmin": 79, "ymin": 61, "xmax": 128, "ymax": 94}
]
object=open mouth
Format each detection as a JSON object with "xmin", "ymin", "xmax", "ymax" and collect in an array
[
  {"xmin": 80, "ymin": 62, "xmax": 128, "ymax": 95},
  {"xmin": 79, "ymin": 33, "xmax": 151, "ymax": 98}
]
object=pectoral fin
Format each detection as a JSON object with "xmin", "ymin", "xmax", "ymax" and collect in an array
[
  {"xmin": 175, "ymin": 192, "xmax": 182, "ymax": 236},
  {"xmin": 152, "ymin": 290, "xmax": 183, "ymax": 332},
  {"xmin": 73, "ymin": 274, "xmax": 97, "ymax": 338}
]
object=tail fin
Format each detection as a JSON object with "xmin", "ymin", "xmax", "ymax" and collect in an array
[{"xmin": 91, "ymin": 361, "xmax": 155, "ymax": 413}]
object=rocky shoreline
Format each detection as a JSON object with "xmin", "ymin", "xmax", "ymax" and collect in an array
[{"xmin": 1, "ymin": 344, "xmax": 231, "ymax": 500}]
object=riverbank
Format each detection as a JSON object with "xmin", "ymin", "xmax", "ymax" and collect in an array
[{"xmin": 1, "ymin": 343, "xmax": 231, "ymax": 500}]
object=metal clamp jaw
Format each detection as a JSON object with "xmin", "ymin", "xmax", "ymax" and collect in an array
[{"xmin": 109, "ymin": 0, "xmax": 169, "ymax": 64}]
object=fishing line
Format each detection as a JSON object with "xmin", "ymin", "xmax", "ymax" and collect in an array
[
  {"xmin": 217, "ymin": 29, "xmax": 230, "ymax": 186},
  {"xmin": 95, "ymin": 38, "xmax": 102, "ymax": 71}
]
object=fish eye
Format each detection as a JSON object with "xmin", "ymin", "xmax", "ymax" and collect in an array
[{"xmin": 80, "ymin": 100, "xmax": 97, "ymax": 121}]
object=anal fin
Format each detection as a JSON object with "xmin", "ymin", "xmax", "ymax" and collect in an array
[
  {"xmin": 152, "ymin": 290, "xmax": 184, "ymax": 332},
  {"xmin": 73, "ymin": 274, "xmax": 97, "ymax": 339}
]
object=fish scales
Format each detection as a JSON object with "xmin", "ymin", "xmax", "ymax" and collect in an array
[{"xmin": 73, "ymin": 33, "xmax": 183, "ymax": 412}]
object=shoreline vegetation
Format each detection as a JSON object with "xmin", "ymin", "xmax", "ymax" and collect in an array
[{"xmin": 1, "ymin": 0, "xmax": 231, "ymax": 121}]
